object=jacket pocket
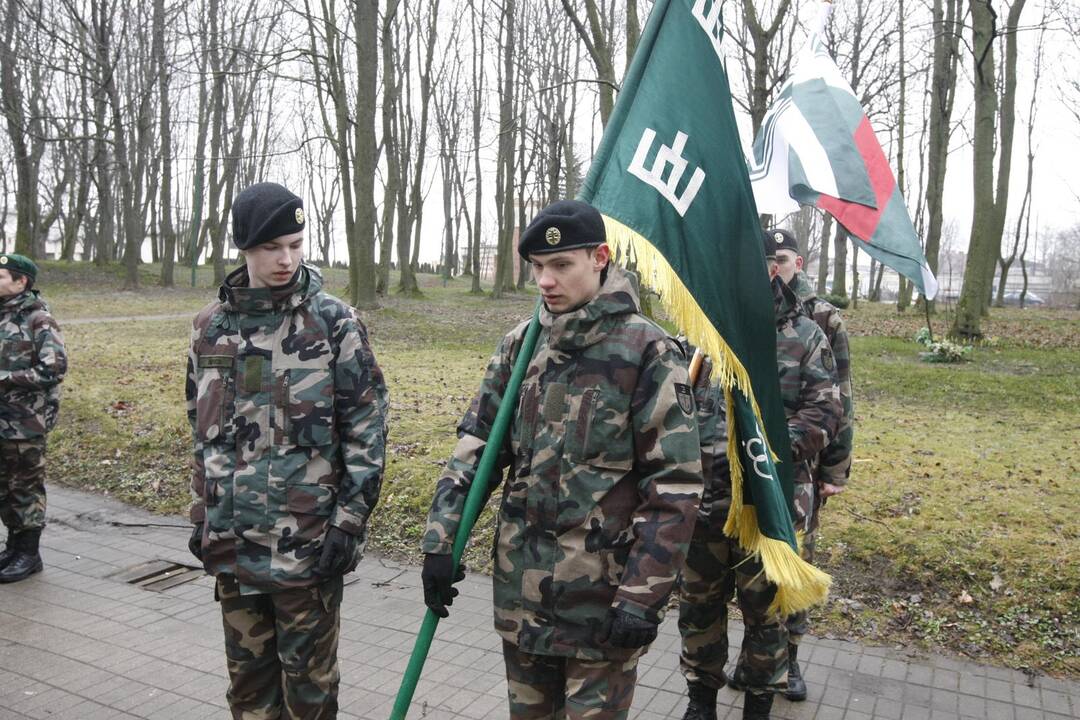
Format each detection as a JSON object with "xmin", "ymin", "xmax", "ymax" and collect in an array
[
  {"xmin": 568, "ymin": 388, "xmax": 634, "ymax": 471},
  {"xmin": 0, "ymin": 339, "xmax": 34, "ymax": 371},
  {"xmin": 284, "ymin": 367, "xmax": 336, "ymax": 446},
  {"xmin": 194, "ymin": 345, "xmax": 237, "ymax": 443}
]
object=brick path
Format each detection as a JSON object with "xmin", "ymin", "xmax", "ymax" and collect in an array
[{"xmin": 0, "ymin": 486, "xmax": 1076, "ymax": 719}]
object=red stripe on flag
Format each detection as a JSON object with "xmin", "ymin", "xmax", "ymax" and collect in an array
[{"xmin": 815, "ymin": 117, "xmax": 897, "ymax": 243}]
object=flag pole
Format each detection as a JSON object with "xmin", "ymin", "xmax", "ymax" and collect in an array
[{"xmin": 390, "ymin": 301, "xmax": 542, "ymax": 720}]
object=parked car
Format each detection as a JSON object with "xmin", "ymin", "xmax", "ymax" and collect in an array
[{"xmin": 1002, "ymin": 291, "xmax": 1045, "ymax": 306}]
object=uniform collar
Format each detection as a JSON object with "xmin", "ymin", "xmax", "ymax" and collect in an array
[
  {"xmin": 0, "ymin": 289, "xmax": 38, "ymax": 314},
  {"xmin": 540, "ymin": 265, "xmax": 641, "ymax": 350},
  {"xmin": 791, "ymin": 271, "xmax": 817, "ymax": 303},
  {"xmin": 218, "ymin": 263, "xmax": 322, "ymax": 315}
]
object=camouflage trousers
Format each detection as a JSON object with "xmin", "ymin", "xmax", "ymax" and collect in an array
[
  {"xmin": 0, "ymin": 437, "xmax": 47, "ymax": 533},
  {"xmin": 678, "ymin": 517, "xmax": 789, "ymax": 692},
  {"xmin": 503, "ymin": 641, "xmax": 639, "ymax": 719},
  {"xmin": 785, "ymin": 528, "xmax": 817, "ymax": 645},
  {"xmin": 216, "ymin": 574, "xmax": 343, "ymax": 720}
]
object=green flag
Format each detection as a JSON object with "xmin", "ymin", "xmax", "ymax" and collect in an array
[{"xmin": 578, "ymin": 0, "xmax": 829, "ymax": 614}]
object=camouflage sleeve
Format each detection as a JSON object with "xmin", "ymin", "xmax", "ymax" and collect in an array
[
  {"xmin": 692, "ymin": 357, "xmax": 730, "ymax": 523},
  {"xmin": 611, "ymin": 338, "xmax": 703, "ymax": 624},
  {"xmin": 0, "ymin": 310, "xmax": 67, "ymax": 391},
  {"xmin": 818, "ymin": 312, "xmax": 853, "ymax": 485},
  {"xmin": 420, "ymin": 325, "xmax": 522, "ymax": 556},
  {"xmin": 186, "ymin": 318, "xmax": 206, "ymax": 525},
  {"xmin": 788, "ymin": 327, "xmax": 842, "ymax": 464},
  {"xmin": 329, "ymin": 309, "xmax": 389, "ymax": 537}
]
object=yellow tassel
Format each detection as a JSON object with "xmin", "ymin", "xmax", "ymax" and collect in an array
[{"xmin": 601, "ymin": 214, "xmax": 831, "ymax": 616}]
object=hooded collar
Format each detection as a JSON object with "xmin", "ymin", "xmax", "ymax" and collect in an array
[
  {"xmin": 540, "ymin": 264, "xmax": 641, "ymax": 350},
  {"xmin": 773, "ymin": 276, "xmax": 802, "ymax": 327},
  {"xmin": 218, "ymin": 263, "xmax": 322, "ymax": 316},
  {"xmin": 0, "ymin": 289, "xmax": 39, "ymax": 315},
  {"xmin": 791, "ymin": 271, "xmax": 818, "ymax": 304}
]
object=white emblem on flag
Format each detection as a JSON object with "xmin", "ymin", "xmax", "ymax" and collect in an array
[
  {"xmin": 745, "ymin": 436, "xmax": 774, "ymax": 482},
  {"xmin": 691, "ymin": 0, "xmax": 724, "ymax": 62},
  {"xmin": 628, "ymin": 129, "xmax": 706, "ymax": 217}
]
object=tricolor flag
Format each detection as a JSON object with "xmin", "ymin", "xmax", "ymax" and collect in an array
[
  {"xmin": 748, "ymin": 5, "xmax": 938, "ymax": 298},
  {"xmin": 579, "ymin": 0, "xmax": 830, "ymax": 615}
]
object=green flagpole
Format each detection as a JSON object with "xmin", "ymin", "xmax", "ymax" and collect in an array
[{"xmin": 390, "ymin": 301, "xmax": 542, "ymax": 720}]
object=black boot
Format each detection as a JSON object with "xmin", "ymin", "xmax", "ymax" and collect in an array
[
  {"xmin": 0, "ymin": 528, "xmax": 42, "ymax": 583},
  {"xmin": 0, "ymin": 534, "xmax": 17, "ymax": 570},
  {"xmin": 743, "ymin": 691, "xmax": 773, "ymax": 720},
  {"xmin": 784, "ymin": 643, "xmax": 807, "ymax": 701},
  {"xmin": 682, "ymin": 682, "xmax": 719, "ymax": 720}
]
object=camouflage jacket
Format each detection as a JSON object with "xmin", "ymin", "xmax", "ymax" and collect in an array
[
  {"xmin": 187, "ymin": 264, "xmax": 388, "ymax": 595},
  {"xmin": 792, "ymin": 272, "xmax": 853, "ymax": 486},
  {"xmin": 774, "ymin": 279, "xmax": 841, "ymax": 485},
  {"xmin": 0, "ymin": 290, "xmax": 68, "ymax": 440},
  {"xmin": 678, "ymin": 344, "xmax": 731, "ymax": 528},
  {"xmin": 423, "ymin": 266, "xmax": 702, "ymax": 660}
]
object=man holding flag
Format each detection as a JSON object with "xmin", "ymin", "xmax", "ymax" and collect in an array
[{"xmin": 422, "ymin": 199, "xmax": 703, "ymax": 719}]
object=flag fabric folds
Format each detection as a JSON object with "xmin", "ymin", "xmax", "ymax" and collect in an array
[
  {"xmin": 748, "ymin": 6, "xmax": 938, "ymax": 298},
  {"xmin": 578, "ymin": 0, "xmax": 830, "ymax": 616}
]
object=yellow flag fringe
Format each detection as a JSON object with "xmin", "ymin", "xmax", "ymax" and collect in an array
[{"xmin": 602, "ymin": 215, "xmax": 830, "ymax": 617}]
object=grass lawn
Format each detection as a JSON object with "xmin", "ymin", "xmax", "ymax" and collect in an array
[{"xmin": 34, "ymin": 260, "xmax": 1080, "ymax": 677}]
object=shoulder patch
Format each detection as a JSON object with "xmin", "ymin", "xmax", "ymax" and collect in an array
[
  {"xmin": 821, "ymin": 347, "xmax": 836, "ymax": 373},
  {"xmin": 675, "ymin": 382, "xmax": 694, "ymax": 414}
]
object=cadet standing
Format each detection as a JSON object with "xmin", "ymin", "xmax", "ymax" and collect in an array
[
  {"xmin": 677, "ymin": 343, "xmax": 789, "ymax": 720},
  {"xmin": 764, "ymin": 230, "xmax": 843, "ymax": 702},
  {"xmin": 186, "ymin": 182, "xmax": 389, "ymax": 720},
  {"xmin": 0, "ymin": 254, "xmax": 67, "ymax": 583},
  {"xmin": 768, "ymin": 229, "xmax": 853, "ymax": 700},
  {"xmin": 421, "ymin": 200, "xmax": 702, "ymax": 720}
]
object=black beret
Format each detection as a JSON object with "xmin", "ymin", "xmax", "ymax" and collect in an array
[
  {"xmin": 518, "ymin": 200, "xmax": 605, "ymax": 259},
  {"xmin": 231, "ymin": 182, "xmax": 305, "ymax": 250},
  {"xmin": 761, "ymin": 230, "xmax": 777, "ymax": 259},
  {"xmin": 767, "ymin": 228, "xmax": 800, "ymax": 255},
  {"xmin": 0, "ymin": 253, "xmax": 37, "ymax": 283}
]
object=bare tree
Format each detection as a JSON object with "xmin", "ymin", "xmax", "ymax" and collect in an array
[
  {"xmin": 491, "ymin": 0, "xmax": 517, "ymax": 298},
  {"xmin": 996, "ymin": 9, "xmax": 1045, "ymax": 307},
  {"xmin": 559, "ymin": 0, "xmax": 621, "ymax": 127},
  {"xmin": 952, "ymin": 0, "xmax": 1027, "ymax": 339}
]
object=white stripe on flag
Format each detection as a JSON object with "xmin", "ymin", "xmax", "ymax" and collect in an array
[{"xmin": 779, "ymin": 104, "xmax": 839, "ymax": 198}]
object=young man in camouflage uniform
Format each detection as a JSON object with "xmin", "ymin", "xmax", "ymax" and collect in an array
[
  {"xmin": 0, "ymin": 254, "xmax": 67, "ymax": 583},
  {"xmin": 677, "ymin": 345, "xmax": 789, "ymax": 720},
  {"xmin": 768, "ymin": 228, "xmax": 852, "ymax": 701},
  {"xmin": 421, "ymin": 200, "xmax": 703, "ymax": 720},
  {"xmin": 762, "ymin": 229, "xmax": 843, "ymax": 702},
  {"xmin": 186, "ymin": 182, "xmax": 389, "ymax": 720}
]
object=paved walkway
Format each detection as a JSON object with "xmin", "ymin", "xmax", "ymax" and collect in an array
[{"xmin": 0, "ymin": 486, "xmax": 1076, "ymax": 720}]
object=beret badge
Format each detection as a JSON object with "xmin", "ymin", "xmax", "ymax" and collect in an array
[{"xmin": 545, "ymin": 227, "xmax": 561, "ymax": 246}]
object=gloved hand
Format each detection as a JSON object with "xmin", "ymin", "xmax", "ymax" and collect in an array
[
  {"xmin": 421, "ymin": 553, "xmax": 466, "ymax": 618},
  {"xmin": 599, "ymin": 608, "xmax": 658, "ymax": 649},
  {"xmin": 188, "ymin": 523, "xmax": 204, "ymax": 562},
  {"xmin": 316, "ymin": 526, "xmax": 359, "ymax": 576}
]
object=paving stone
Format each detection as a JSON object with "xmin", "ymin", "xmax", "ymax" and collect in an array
[{"xmin": 1, "ymin": 485, "xmax": 1076, "ymax": 720}]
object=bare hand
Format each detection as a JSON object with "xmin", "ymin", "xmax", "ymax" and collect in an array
[{"xmin": 820, "ymin": 483, "xmax": 845, "ymax": 498}]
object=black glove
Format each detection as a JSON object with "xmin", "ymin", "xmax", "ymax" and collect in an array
[
  {"xmin": 188, "ymin": 523, "xmax": 204, "ymax": 562},
  {"xmin": 599, "ymin": 608, "xmax": 658, "ymax": 649},
  {"xmin": 316, "ymin": 526, "xmax": 358, "ymax": 576},
  {"xmin": 421, "ymin": 553, "xmax": 466, "ymax": 618}
]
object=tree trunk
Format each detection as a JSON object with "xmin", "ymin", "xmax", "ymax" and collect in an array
[
  {"xmin": 952, "ymin": 0, "xmax": 1027, "ymax": 338},
  {"xmin": 154, "ymin": 0, "xmax": 176, "ymax": 285},
  {"xmin": 492, "ymin": 0, "xmax": 516, "ymax": 298},
  {"xmin": 817, "ymin": 213, "xmax": 832, "ymax": 295},
  {"xmin": 832, "ymin": 225, "xmax": 848, "ymax": 297},
  {"xmin": 922, "ymin": 0, "xmax": 962, "ymax": 314},
  {"xmin": 351, "ymin": 0, "xmax": 379, "ymax": 308}
]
